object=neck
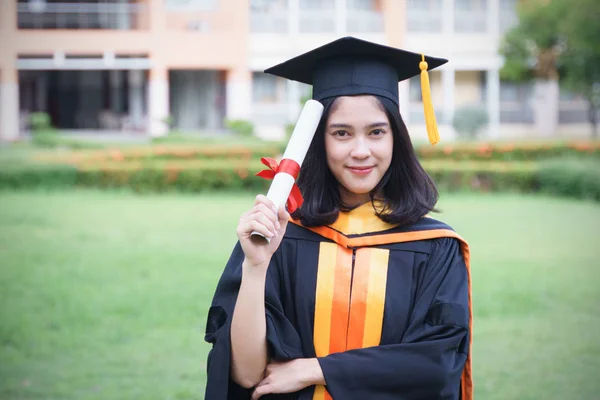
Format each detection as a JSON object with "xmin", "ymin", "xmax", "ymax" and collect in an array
[
  {"xmin": 339, "ymin": 186, "xmax": 385, "ymax": 209},
  {"xmin": 339, "ymin": 188, "xmax": 370, "ymax": 208}
]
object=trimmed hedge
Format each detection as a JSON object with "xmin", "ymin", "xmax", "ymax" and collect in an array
[
  {"xmin": 425, "ymin": 161, "xmax": 538, "ymax": 193},
  {"xmin": 537, "ymin": 158, "xmax": 600, "ymax": 201},
  {"xmin": 0, "ymin": 163, "xmax": 78, "ymax": 189},
  {"xmin": 415, "ymin": 140, "xmax": 600, "ymax": 162},
  {"xmin": 33, "ymin": 143, "xmax": 286, "ymax": 164},
  {"xmin": 0, "ymin": 160, "xmax": 538, "ymax": 194},
  {"xmin": 27, "ymin": 141, "xmax": 600, "ymax": 169},
  {"xmin": 3, "ymin": 156, "xmax": 599, "ymax": 203}
]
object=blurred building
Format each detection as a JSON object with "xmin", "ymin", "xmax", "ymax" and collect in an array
[{"xmin": 0, "ymin": 0, "xmax": 590, "ymax": 142}]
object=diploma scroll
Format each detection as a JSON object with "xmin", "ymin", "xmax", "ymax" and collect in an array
[{"xmin": 251, "ymin": 100, "xmax": 324, "ymax": 242}]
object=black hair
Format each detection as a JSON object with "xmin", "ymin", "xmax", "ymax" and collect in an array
[{"xmin": 291, "ymin": 95, "xmax": 439, "ymax": 227}]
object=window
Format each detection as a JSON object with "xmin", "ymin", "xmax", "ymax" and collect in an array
[
  {"xmin": 499, "ymin": 80, "xmax": 534, "ymax": 123},
  {"xmin": 348, "ymin": 0, "xmax": 377, "ymax": 10},
  {"xmin": 299, "ymin": 0, "xmax": 335, "ymax": 33},
  {"xmin": 253, "ymin": 72, "xmax": 286, "ymax": 103},
  {"xmin": 407, "ymin": 0, "xmax": 442, "ymax": 33},
  {"xmin": 499, "ymin": 0, "xmax": 518, "ymax": 33},
  {"xmin": 409, "ymin": 77, "xmax": 423, "ymax": 102},
  {"xmin": 299, "ymin": 0, "xmax": 333, "ymax": 9},
  {"xmin": 165, "ymin": 0, "xmax": 217, "ymax": 11},
  {"xmin": 251, "ymin": 0, "xmax": 288, "ymax": 12},
  {"xmin": 250, "ymin": 0, "xmax": 288, "ymax": 33},
  {"xmin": 454, "ymin": 0, "xmax": 487, "ymax": 32},
  {"xmin": 455, "ymin": 0, "xmax": 486, "ymax": 11}
]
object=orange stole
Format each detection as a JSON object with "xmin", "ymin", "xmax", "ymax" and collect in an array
[{"xmin": 312, "ymin": 243, "xmax": 390, "ymax": 400}]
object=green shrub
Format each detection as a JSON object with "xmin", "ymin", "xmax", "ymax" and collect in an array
[
  {"xmin": 30, "ymin": 112, "xmax": 52, "ymax": 131},
  {"xmin": 0, "ymin": 163, "xmax": 78, "ymax": 189},
  {"xmin": 452, "ymin": 106, "xmax": 489, "ymax": 140},
  {"xmin": 537, "ymin": 158, "xmax": 600, "ymax": 201},
  {"xmin": 425, "ymin": 161, "xmax": 538, "ymax": 193},
  {"xmin": 2, "ymin": 156, "xmax": 598, "ymax": 203},
  {"xmin": 416, "ymin": 140, "xmax": 600, "ymax": 161},
  {"xmin": 225, "ymin": 119, "xmax": 254, "ymax": 137}
]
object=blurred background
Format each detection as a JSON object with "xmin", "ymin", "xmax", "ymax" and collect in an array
[
  {"xmin": 0, "ymin": 0, "xmax": 597, "ymax": 142},
  {"xmin": 0, "ymin": 0, "xmax": 599, "ymax": 399}
]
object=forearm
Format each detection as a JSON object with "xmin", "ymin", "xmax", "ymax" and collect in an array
[{"xmin": 230, "ymin": 259, "xmax": 269, "ymax": 388}]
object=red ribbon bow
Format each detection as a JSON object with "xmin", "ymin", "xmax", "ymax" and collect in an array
[{"xmin": 255, "ymin": 157, "xmax": 304, "ymax": 213}]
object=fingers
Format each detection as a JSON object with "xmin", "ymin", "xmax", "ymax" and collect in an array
[
  {"xmin": 277, "ymin": 205, "xmax": 290, "ymax": 225},
  {"xmin": 251, "ymin": 383, "xmax": 271, "ymax": 400},
  {"xmin": 238, "ymin": 220, "xmax": 274, "ymax": 240},
  {"xmin": 245, "ymin": 210, "xmax": 278, "ymax": 236},
  {"xmin": 238, "ymin": 199, "xmax": 280, "ymax": 239},
  {"xmin": 254, "ymin": 194, "xmax": 276, "ymax": 212}
]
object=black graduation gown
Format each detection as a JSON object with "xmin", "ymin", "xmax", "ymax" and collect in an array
[{"xmin": 204, "ymin": 205, "xmax": 473, "ymax": 400}]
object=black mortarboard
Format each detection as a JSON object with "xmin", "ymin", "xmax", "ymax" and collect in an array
[{"xmin": 264, "ymin": 36, "xmax": 449, "ymax": 145}]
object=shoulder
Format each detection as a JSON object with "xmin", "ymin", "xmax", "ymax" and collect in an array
[
  {"xmin": 282, "ymin": 220, "xmax": 333, "ymax": 243},
  {"xmin": 396, "ymin": 216, "xmax": 456, "ymax": 234}
]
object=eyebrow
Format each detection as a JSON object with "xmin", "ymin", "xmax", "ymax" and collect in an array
[{"xmin": 328, "ymin": 122, "xmax": 389, "ymax": 129}]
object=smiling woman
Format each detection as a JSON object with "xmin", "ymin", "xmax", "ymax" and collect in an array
[
  {"xmin": 204, "ymin": 37, "xmax": 473, "ymax": 400},
  {"xmin": 324, "ymin": 96, "xmax": 394, "ymax": 207},
  {"xmin": 296, "ymin": 93, "xmax": 438, "ymax": 228}
]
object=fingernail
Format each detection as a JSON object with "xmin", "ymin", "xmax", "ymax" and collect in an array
[
  {"xmin": 276, "ymin": 221, "xmax": 281, "ymax": 230},
  {"xmin": 272, "ymin": 206, "xmax": 277, "ymax": 213}
]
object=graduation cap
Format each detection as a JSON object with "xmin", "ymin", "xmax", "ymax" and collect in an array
[{"xmin": 264, "ymin": 36, "xmax": 448, "ymax": 145}]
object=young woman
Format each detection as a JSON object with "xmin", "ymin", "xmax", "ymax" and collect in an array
[{"xmin": 204, "ymin": 37, "xmax": 473, "ymax": 400}]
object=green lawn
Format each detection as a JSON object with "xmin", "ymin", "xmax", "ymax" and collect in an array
[{"xmin": 0, "ymin": 190, "xmax": 599, "ymax": 400}]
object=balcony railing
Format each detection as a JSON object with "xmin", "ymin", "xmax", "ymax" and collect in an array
[{"xmin": 17, "ymin": 2, "xmax": 148, "ymax": 30}]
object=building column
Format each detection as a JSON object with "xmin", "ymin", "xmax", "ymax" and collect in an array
[
  {"xmin": 0, "ymin": 67, "xmax": 20, "ymax": 141},
  {"xmin": 226, "ymin": 68, "xmax": 252, "ymax": 121},
  {"xmin": 487, "ymin": 68, "xmax": 500, "ymax": 139},
  {"xmin": 383, "ymin": 0, "xmax": 405, "ymax": 48},
  {"xmin": 128, "ymin": 69, "xmax": 144, "ymax": 130},
  {"xmin": 335, "ymin": 0, "xmax": 347, "ymax": 35},
  {"xmin": 442, "ymin": 67, "xmax": 455, "ymax": 125},
  {"xmin": 148, "ymin": 66, "xmax": 169, "ymax": 137}
]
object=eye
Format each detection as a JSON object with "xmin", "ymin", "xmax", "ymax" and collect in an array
[
  {"xmin": 370, "ymin": 129, "xmax": 385, "ymax": 136},
  {"xmin": 333, "ymin": 130, "xmax": 350, "ymax": 137}
]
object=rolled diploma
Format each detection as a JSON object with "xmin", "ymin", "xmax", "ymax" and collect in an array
[{"xmin": 251, "ymin": 99, "xmax": 324, "ymax": 241}]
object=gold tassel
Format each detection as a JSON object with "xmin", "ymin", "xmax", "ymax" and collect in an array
[{"xmin": 420, "ymin": 54, "xmax": 440, "ymax": 145}]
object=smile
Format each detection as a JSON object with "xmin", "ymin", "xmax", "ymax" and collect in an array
[{"xmin": 347, "ymin": 166, "xmax": 374, "ymax": 175}]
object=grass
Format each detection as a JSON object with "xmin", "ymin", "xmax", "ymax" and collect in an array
[{"xmin": 0, "ymin": 190, "xmax": 599, "ymax": 399}]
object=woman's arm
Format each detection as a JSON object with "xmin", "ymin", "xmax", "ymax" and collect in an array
[
  {"xmin": 230, "ymin": 260, "xmax": 270, "ymax": 388},
  {"xmin": 229, "ymin": 196, "xmax": 291, "ymax": 388}
]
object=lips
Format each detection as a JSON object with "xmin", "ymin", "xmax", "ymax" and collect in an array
[{"xmin": 347, "ymin": 166, "xmax": 374, "ymax": 175}]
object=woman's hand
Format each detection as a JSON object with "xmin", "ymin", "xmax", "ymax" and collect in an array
[
  {"xmin": 251, "ymin": 358, "xmax": 325, "ymax": 400},
  {"xmin": 237, "ymin": 195, "xmax": 290, "ymax": 270}
]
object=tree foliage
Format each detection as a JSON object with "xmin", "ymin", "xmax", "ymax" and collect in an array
[{"xmin": 500, "ymin": 0, "xmax": 600, "ymax": 135}]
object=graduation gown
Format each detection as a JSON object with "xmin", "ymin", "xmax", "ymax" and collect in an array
[{"xmin": 204, "ymin": 202, "xmax": 473, "ymax": 400}]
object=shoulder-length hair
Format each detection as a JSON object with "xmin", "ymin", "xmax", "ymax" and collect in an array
[{"xmin": 291, "ymin": 95, "xmax": 439, "ymax": 227}]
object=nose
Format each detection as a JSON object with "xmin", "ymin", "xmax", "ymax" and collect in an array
[{"xmin": 350, "ymin": 137, "xmax": 371, "ymax": 159}]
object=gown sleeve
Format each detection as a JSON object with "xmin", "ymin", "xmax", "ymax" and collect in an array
[
  {"xmin": 203, "ymin": 241, "xmax": 304, "ymax": 400},
  {"xmin": 317, "ymin": 237, "xmax": 470, "ymax": 400}
]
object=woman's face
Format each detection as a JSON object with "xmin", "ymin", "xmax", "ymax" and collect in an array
[{"xmin": 324, "ymin": 96, "xmax": 394, "ymax": 206}]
